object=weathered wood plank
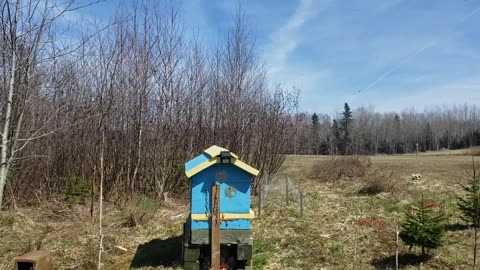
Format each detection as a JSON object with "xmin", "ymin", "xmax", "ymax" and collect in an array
[
  {"xmin": 211, "ymin": 184, "xmax": 220, "ymax": 270},
  {"xmin": 183, "ymin": 261, "xmax": 199, "ymax": 270},
  {"xmin": 183, "ymin": 247, "xmax": 200, "ymax": 262},
  {"xmin": 237, "ymin": 244, "xmax": 253, "ymax": 260},
  {"xmin": 190, "ymin": 229, "xmax": 251, "ymax": 245}
]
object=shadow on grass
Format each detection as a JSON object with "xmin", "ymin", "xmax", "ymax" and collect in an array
[
  {"xmin": 445, "ymin": 223, "xmax": 470, "ymax": 232},
  {"xmin": 130, "ymin": 235, "xmax": 182, "ymax": 268},
  {"xmin": 371, "ymin": 253, "xmax": 432, "ymax": 269}
]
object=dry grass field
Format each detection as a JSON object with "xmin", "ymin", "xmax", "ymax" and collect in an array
[
  {"xmin": 0, "ymin": 153, "xmax": 478, "ymax": 269},
  {"xmin": 267, "ymin": 154, "xmax": 476, "ymax": 269}
]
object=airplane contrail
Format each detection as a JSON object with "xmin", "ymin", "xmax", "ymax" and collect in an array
[{"xmin": 356, "ymin": 5, "xmax": 480, "ymax": 94}]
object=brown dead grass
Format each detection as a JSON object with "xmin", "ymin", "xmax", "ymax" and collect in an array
[
  {"xmin": 469, "ymin": 147, "xmax": 480, "ymax": 156},
  {"xmin": 0, "ymin": 200, "xmax": 188, "ymax": 270},
  {"xmin": 309, "ymin": 155, "xmax": 404, "ymax": 195},
  {"xmin": 1, "ymin": 153, "xmax": 478, "ymax": 269},
  {"xmin": 268, "ymin": 154, "xmax": 476, "ymax": 269},
  {"xmin": 309, "ymin": 155, "xmax": 372, "ymax": 182},
  {"xmin": 360, "ymin": 169, "xmax": 404, "ymax": 195},
  {"xmin": 409, "ymin": 146, "xmax": 480, "ymax": 156}
]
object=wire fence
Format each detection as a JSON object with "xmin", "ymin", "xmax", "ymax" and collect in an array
[{"xmin": 257, "ymin": 173, "xmax": 304, "ymax": 218}]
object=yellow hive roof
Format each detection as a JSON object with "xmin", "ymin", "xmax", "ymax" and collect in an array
[{"xmin": 185, "ymin": 145, "xmax": 259, "ymax": 178}]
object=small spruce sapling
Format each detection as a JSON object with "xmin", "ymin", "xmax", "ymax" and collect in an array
[
  {"xmin": 457, "ymin": 158, "xmax": 480, "ymax": 269},
  {"xmin": 399, "ymin": 195, "xmax": 447, "ymax": 256},
  {"xmin": 457, "ymin": 159, "xmax": 480, "ymax": 228}
]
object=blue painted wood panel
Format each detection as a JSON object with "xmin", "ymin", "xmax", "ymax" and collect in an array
[{"xmin": 190, "ymin": 163, "xmax": 252, "ymax": 214}]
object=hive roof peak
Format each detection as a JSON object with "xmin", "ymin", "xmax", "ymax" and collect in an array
[
  {"xmin": 203, "ymin": 145, "xmax": 239, "ymax": 159},
  {"xmin": 185, "ymin": 145, "xmax": 259, "ymax": 178}
]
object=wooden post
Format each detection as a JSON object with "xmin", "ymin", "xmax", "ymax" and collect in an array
[
  {"xmin": 396, "ymin": 224, "xmax": 399, "ymax": 270},
  {"xmin": 265, "ymin": 175, "xmax": 269, "ymax": 199},
  {"xmin": 285, "ymin": 176, "xmax": 289, "ymax": 206},
  {"xmin": 211, "ymin": 185, "xmax": 220, "ymax": 270},
  {"xmin": 299, "ymin": 191, "xmax": 304, "ymax": 217},
  {"xmin": 258, "ymin": 184, "xmax": 262, "ymax": 218},
  {"xmin": 353, "ymin": 235, "xmax": 357, "ymax": 270},
  {"xmin": 474, "ymin": 225, "xmax": 478, "ymax": 270}
]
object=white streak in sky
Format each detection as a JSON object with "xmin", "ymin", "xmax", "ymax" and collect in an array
[{"xmin": 356, "ymin": 5, "xmax": 480, "ymax": 94}]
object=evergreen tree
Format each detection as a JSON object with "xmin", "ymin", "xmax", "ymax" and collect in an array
[
  {"xmin": 332, "ymin": 119, "xmax": 341, "ymax": 154},
  {"xmin": 458, "ymin": 161, "xmax": 480, "ymax": 228},
  {"xmin": 340, "ymin": 103, "xmax": 353, "ymax": 154},
  {"xmin": 393, "ymin": 114, "xmax": 402, "ymax": 153},
  {"xmin": 311, "ymin": 113, "xmax": 319, "ymax": 127},
  {"xmin": 399, "ymin": 195, "xmax": 447, "ymax": 256},
  {"xmin": 311, "ymin": 113, "xmax": 320, "ymax": 154}
]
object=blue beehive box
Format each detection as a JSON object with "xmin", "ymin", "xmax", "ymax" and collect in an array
[{"xmin": 185, "ymin": 145, "xmax": 259, "ymax": 231}]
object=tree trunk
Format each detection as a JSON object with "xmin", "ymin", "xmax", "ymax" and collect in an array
[
  {"xmin": 97, "ymin": 130, "xmax": 105, "ymax": 269},
  {"xmin": 0, "ymin": 0, "xmax": 20, "ymax": 209}
]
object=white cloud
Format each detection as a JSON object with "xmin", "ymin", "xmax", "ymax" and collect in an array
[
  {"xmin": 262, "ymin": 0, "xmax": 333, "ymax": 104},
  {"xmin": 264, "ymin": 0, "xmax": 324, "ymax": 74},
  {"xmin": 225, "ymin": 0, "xmax": 480, "ymax": 113}
]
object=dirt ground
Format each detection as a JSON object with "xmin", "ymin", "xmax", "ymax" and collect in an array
[{"xmin": 0, "ymin": 154, "xmax": 478, "ymax": 269}]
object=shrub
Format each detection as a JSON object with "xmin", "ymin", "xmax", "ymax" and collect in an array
[
  {"xmin": 469, "ymin": 147, "xmax": 480, "ymax": 156},
  {"xmin": 63, "ymin": 176, "xmax": 90, "ymax": 207},
  {"xmin": 310, "ymin": 156, "xmax": 402, "ymax": 195},
  {"xmin": 399, "ymin": 195, "xmax": 447, "ymax": 256},
  {"xmin": 359, "ymin": 169, "xmax": 402, "ymax": 195},
  {"xmin": 310, "ymin": 155, "xmax": 371, "ymax": 182},
  {"xmin": 120, "ymin": 196, "xmax": 160, "ymax": 227}
]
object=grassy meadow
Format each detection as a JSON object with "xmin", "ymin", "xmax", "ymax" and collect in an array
[
  {"xmin": 1, "ymin": 152, "xmax": 478, "ymax": 269},
  {"xmin": 265, "ymin": 154, "xmax": 476, "ymax": 269}
]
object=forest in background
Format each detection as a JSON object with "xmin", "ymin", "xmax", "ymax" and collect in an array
[
  {"xmin": 0, "ymin": 0, "xmax": 479, "ymax": 208},
  {"xmin": 292, "ymin": 103, "xmax": 480, "ymax": 155}
]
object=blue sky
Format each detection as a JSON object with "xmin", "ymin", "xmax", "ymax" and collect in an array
[{"xmin": 70, "ymin": 0, "xmax": 480, "ymax": 114}]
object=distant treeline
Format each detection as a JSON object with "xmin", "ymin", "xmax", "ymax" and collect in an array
[{"xmin": 291, "ymin": 103, "xmax": 480, "ymax": 155}]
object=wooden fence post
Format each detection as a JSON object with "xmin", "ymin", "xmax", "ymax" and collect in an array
[
  {"xmin": 264, "ymin": 175, "xmax": 269, "ymax": 200},
  {"xmin": 285, "ymin": 176, "xmax": 289, "ymax": 206},
  {"xmin": 258, "ymin": 184, "xmax": 263, "ymax": 218},
  {"xmin": 299, "ymin": 190, "xmax": 304, "ymax": 217},
  {"xmin": 396, "ymin": 224, "xmax": 399, "ymax": 270}
]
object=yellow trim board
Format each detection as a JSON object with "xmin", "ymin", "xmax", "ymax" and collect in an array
[
  {"xmin": 191, "ymin": 209, "xmax": 255, "ymax": 221},
  {"xmin": 185, "ymin": 157, "xmax": 220, "ymax": 178},
  {"xmin": 231, "ymin": 158, "xmax": 259, "ymax": 176}
]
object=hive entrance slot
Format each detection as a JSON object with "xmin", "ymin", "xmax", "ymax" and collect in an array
[
  {"xmin": 199, "ymin": 245, "xmax": 245, "ymax": 270},
  {"xmin": 17, "ymin": 262, "xmax": 34, "ymax": 270}
]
